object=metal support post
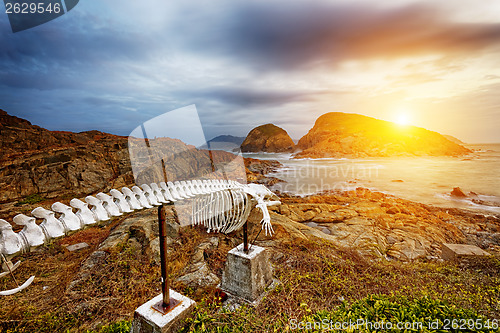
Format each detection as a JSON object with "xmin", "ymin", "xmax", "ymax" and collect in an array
[{"xmin": 152, "ymin": 203, "xmax": 180, "ymax": 314}]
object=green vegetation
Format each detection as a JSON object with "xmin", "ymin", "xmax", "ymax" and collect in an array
[
  {"xmin": 183, "ymin": 295, "xmax": 499, "ymax": 332},
  {"xmin": 15, "ymin": 193, "xmax": 45, "ymax": 206},
  {"xmin": 86, "ymin": 320, "xmax": 131, "ymax": 333},
  {"xmin": 301, "ymin": 295, "xmax": 497, "ymax": 332}
]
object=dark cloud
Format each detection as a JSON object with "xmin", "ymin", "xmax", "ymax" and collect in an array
[
  {"xmin": 172, "ymin": 2, "xmax": 500, "ymax": 70},
  {"xmin": 0, "ymin": 11, "xmax": 155, "ymax": 92},
  {"xmin": 175, "ymin": 87, "xmax": 314, "ymax": 107}
]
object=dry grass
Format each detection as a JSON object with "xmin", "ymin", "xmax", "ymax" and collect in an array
[
  {"xmin": 1, "ymin": 215, "xmax": 499, "ymax": 332},
  {"xmin": 181, "ymin": 239, "xmax": 500, "ymax": 332},
  {"xmin": 0, "ymin": 213, "xmax": 242, "ymax": 333}
]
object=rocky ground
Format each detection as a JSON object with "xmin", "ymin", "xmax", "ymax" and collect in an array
[
  {"xmin": 264, "ymin": 188, "xmax": 500, "ymax": 261},
  {"xmin": 1, "ymin": 183, "xmax": 499, "ymax": 331}
]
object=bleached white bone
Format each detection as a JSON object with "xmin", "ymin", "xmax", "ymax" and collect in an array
[
  {"xmin": 185, "ymin": 180, "xmax": 199, "ymax": 196},
  {"xmin": 172, "ymin": 181, "xmax": 188, "ymax": 199},
  {"xmin": 240, "ymin": 183, "xmax": 279, "ymax": 236},
  {"xmin": 31, "ymin": 207, "xmax": 65, "ymax": 240},
  {"xmin": 166, "ymin": 182, "xmax": 184, "ymax": 200},
  {"xmin": 213, "ymin": 179, "xmax": 223, "ymax": 191},
  {"xmin": 70, "ymin": 198, "xmax": 97, "ymax": 226},
  {"xmin": 214, "ymin": 180, "xmax": 224, "ymax": 190},
  {"xmin": 13, "ymin": 214, "xmax": 45, "ymax": 250},
  {"xmin": 224, "ymin": 189, "xmax": 251, "ymax": 233},
  {"xmin": 189, "ymin": 182, "xmax": 278, "ymax": 236},
  {"xmin": 0, "ymin": 275, "xmax": 35, "ymax": 296},
  {"xmin": 206, "ymin": 180, "xmax": 216, "ymax": 191},
  {"xmin": 122, "ymin": 187, "xmax": 143, "ymax": 210},
  {"xmin": 96, "ymin": 193, "xmax": 122, "ymax": 217},
  {"xmin": 141, "ymin": 184, "xmax": 161, "ymax": 206},
  {"xmin": 0, "ymin": 219, "xmax": 23, "ymax": 258},
  {"xmin": 159, "ymin": 182, "xmax": 176, "ymax": 202},
  {"xmin": 110, "ymin": 189, "xmax": 133, "ymax": 213},
  {"xmin": 194, "ymin": 180, "xmax": 208, "ymax": 194},
  {"xmin": 206, "ymin": 180, "xmax": 215, "ymax": 192},
  {"xmin": 175, "ymin": 181, "xmax": 193, "ymax": 198},
  {"xmin": 179, "ymin": 181, "xmax": 194, "ymax": 197},
  {"xmin": 0, "ymin": 260, "xmax": 20, "ymax": 278},
  {"xmin": 184, "ymin": 180, "xmax": 198, "ymax": 196},
  {"xmin": 85, "ymin": 196, "xmax": 110, "ymax": 222},
  {"xmin": 51, "ymin": 202, "xmax": 82, "ymax": 232},
  {"xmin": 132, "ymin": 186, "xmax": 153, "ymax": 208},
  {"xmin": 149, "ymin": 183, "xmax": 167, "ymax": 203},
  {"xmin": 198, "ymin": 180, "xmax": 209, "ymax": 193}
]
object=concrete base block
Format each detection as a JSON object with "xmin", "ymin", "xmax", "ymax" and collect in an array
[
  {"xmin": 441, "ymin": 243, "xmax": 491, "ymax": 261},
  {"xmin": 131, "ymin": 290, "xmax": 195, "ymax": 333},
  {"xmin": 220, "ymin": 244, "xmax": 273, "ymax": 303},
  {"xmin": 221, "ymin": 279, "xmax": 280, "ymax": 311}
]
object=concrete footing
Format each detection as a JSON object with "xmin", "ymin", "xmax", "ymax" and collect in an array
[
  {"xmin": 220, "ymin": 244, "xmax": 274, "ymax": 304},
  {"xmin": 131, "ymin": 290, "xmax": 195, "ymax": 333},
  {"xmin": 441, "ymin": 243, "xmax": 491, "ymax": 261}
]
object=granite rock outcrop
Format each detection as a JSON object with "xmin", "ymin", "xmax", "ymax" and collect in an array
[
  {"xmin": 295, "ymin": 112, "xmax": 471, "ymax": 158},
  {"xmin": 241, "ymin": 124, "xmax": 295, "ymax": 153}
]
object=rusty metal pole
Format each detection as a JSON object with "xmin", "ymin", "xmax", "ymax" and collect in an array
[
  {"xmin": 152, "ymin": 202, "xmax": 180, "ymax": 314},
  {"xmin": 158, "ymin": 204, "xmax": 169, "ymax": 305},
  {"xmin": 243, "ymin": 221, "xmax": 249, "ymax": 253}
]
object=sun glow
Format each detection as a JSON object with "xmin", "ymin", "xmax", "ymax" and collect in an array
[{"xmin": 394, "ymin": 108, "xmax": 412, "ymax": 126}]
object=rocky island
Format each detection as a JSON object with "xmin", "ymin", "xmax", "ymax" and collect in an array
[
  {"xmin": 240, "ymin": 123, "xmax": 295, "ymax": 153},
  {"xmin": 295, "ymin": 112, "xmax": 471, "ymax": 158}
]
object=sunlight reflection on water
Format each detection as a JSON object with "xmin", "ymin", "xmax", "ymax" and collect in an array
[{"xmin": 243, "ymin": 144, "xmax": 500, "ymax": 215}]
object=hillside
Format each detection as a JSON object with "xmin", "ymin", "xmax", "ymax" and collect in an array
[
  {"xmin": 295, "ymin": 112, "xmax": 472, "ymax": 158},
  {"xmin": 443, "ymin": 134, "xmax": 466, "ymax": 145},
  {"xmin": 0, "ymin": 110, "xmax": 273, "ymax": 211},
  {"xmin": 240, "ymin": 124, "xmax": 295, "ymax": 153},
  {"xmin": 0, "ymin": 109, "xmax": 135, "ymax": 203}
]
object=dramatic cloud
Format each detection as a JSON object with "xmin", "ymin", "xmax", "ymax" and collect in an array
[{"xmin": 170, "ymin": 2, "xmax": 500, "ymax": 70}]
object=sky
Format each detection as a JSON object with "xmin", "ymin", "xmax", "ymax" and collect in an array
[{"xmin": 2, "ymin": 0, "xmax": 500, "ymax": 143}]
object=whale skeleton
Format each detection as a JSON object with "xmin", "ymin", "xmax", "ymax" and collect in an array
[{"xmin": 0, "ymin": 179, "xmax": 279, "ymax": 295}]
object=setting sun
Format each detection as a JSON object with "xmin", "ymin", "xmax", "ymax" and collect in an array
[{"xmin": 394, "ymin": 108, "xmax": 412, "ymax": 126}]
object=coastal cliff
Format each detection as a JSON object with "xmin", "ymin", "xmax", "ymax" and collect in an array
[
  {"xmin": 295, "ymin": 112, "xmax": 471, "ymax": 158},
  {"xmin": 240, "ymin": 123, "xmax": 295, "ymax": 153},
  {"xmin": 0, "ymin": 109, "xmax": 134, "ymax": 203},
  {"xmin": 0, "ymin": 110, "xmax": 277, "ymax": 208}
]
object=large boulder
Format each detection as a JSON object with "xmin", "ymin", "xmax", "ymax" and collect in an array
[{"xmin": 241, "ymin": 124, "xmax": 295, "ymax": 153}]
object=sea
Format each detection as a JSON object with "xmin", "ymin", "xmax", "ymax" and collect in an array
[{"xmin": 242, "ymin": 143, "xmax": 500, "ymax": 216}]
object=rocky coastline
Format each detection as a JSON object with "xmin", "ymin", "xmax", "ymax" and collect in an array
[
  {"xmin": 259, "ymin": 188, "xmax": 500, "ymax": 261},
  {"xmin": 1, "ymin": 108, "xmax": 497, "ymax": 262}
]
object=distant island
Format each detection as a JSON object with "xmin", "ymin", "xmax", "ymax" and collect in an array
[
  {"xmin": 240, "ymin": 112, "xmax": 471, "ymax": 157},
  {"xmin": 198, "ymin": 135, "xmax": 246, "ymax": 151}
]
